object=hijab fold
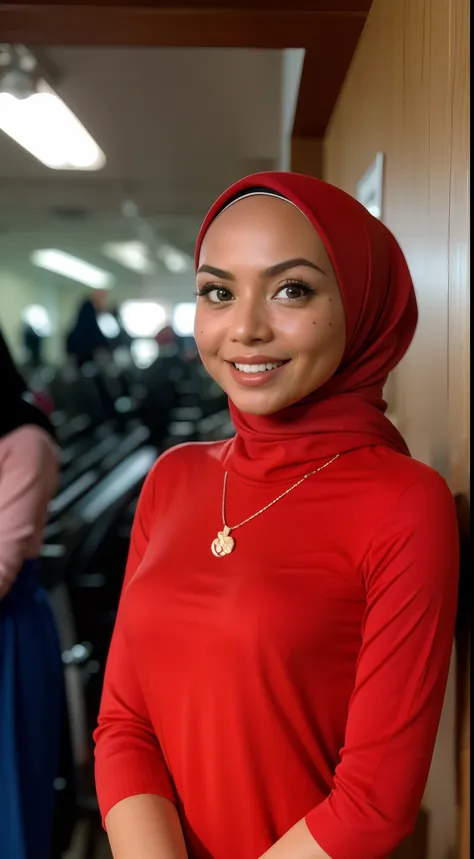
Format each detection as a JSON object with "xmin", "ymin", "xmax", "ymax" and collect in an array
[{"xmin": 195, "ymin": 172, "xmax": 418, "ymax": 483}]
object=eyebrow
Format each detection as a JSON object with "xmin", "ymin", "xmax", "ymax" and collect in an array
[{"xmin": 196, "ymin": 257, "xmax": 327, "ymax": 280}]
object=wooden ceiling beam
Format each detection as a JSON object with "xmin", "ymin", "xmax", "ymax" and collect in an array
[
  {"xmin": 293, "ymin": 16, "xmax": 367, "ymax": 138},
  {"xmin": 0, "ymin": 1, "xmax": 373, "ymax": 11},
  {"xmin": 0, "ymin": 5, "xmax": 368, "ymax": 48}
]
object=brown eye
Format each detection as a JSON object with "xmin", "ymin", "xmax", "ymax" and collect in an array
[
  {"xmin": 284, "ymin": 285, "xmax": 304, "ymax": 300},
  {"xmin": 197, "ymin": 285, "xmax": 234, "ymax": 303},
  {"xmin": 212, "ymin": 288, "xmax": 233, "ymax": 303},
  {"xmin": 274, "ymin": 282, "xmax": 315, "ymax": 302}
]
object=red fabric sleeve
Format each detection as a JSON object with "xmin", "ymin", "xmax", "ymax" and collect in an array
[
  {"xmin": 94, "ymin": 465, "xmax": 176, "ymax": 826},
  {"xmin": 305, "ymin": 473, "xmax": 459, "ymax": 859}
]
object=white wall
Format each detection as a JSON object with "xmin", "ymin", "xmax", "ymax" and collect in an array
[{"xmin": 0, "ymin": 269, "xmax": 72, "ymax": 364}]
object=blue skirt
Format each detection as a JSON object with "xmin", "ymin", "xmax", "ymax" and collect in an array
[{"xmin": 0, "ymin": 559, "xmax": 65, "ymax": 859}]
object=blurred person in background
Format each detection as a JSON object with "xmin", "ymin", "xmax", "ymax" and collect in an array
[
  {"xmin": 0, "ymin": 330, "xmax": 65, "ymax": 859},
  {"xmin": 65, "ymin": 289, "xmax": 111, "ymax": 367},
  {"xmin": 155, "ymin": 323, "xmax": 179, "ymax": 352},
  {"xmin": 110, "ymin": 302, "xmax": 134, "ymax": 354},
  {"xmin": 138, "ymin": 325, "xmax": 183, "ymax": 446},
  {"xmin": 94, "ymin": 174, "xmax": 459, "ymax": 859},
  {"xmin": 65, "ymin": 290, "xmax": 120, "ymax": 421},
  {"xmin": 22, "ymin": 321, "xmax": 44, "ymax": 368}
]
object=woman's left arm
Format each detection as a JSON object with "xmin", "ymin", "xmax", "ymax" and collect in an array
[
  {"xmin": 261, "ymin": 472, "xmax": 459, "ymax": 859},
  {"xmin": 0, "ymin": 428, "xmax": 58, "ymax": 598}
]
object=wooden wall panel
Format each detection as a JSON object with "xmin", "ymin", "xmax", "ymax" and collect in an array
[
  {"xmin": 322, "ymin": 1, "xmax": 470, "ymax": 857},
  {"xmin": 323, "ymin": 0, "xmax": 469, "ymax": 487},
  {"xmin": 458, "ymin": 646, "xmax": 470, "ymax": 859},
  {"xmin": 455, "ymin": 493, "xmax": 471, "ymax": 859},
  {"xmin": 447, "ymin": 0, "xmax": 470, "ymax": 499}
]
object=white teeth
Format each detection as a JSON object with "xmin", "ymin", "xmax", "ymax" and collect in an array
[{"xmin": 234, "ymin": 362, "xmax": 283, "ymax": 373}]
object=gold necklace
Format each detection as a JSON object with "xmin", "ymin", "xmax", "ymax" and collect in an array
[{"xmin": 211, "ymin": 453, "xmax": 340, "ymax": 557}]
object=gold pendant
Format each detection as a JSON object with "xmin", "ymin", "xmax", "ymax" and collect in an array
[{"xmin": 211, "ymin": 526, "xmax": 235, "ymax": 557}]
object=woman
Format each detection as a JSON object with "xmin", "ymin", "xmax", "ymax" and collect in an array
[
  {"xmin": 94, "ymin": 173, "xmax": 459, "ymax": 859},
  {"xmin": 0, "ymin": 331, "xmax": 64, "ymax": 859}
]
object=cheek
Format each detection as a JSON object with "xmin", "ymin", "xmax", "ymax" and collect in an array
[
  {"xmin": 292, "ymin": 312, "xmax": 346, "ymax": 367},
  {"xmin": 281, "ymin": 308, "xmax": 342, "ymax": 344},
  {"xmin": 315, "ymin": 298, "xmax": 346, "ymax": 346},
  {"xmin": 193, "ymin": 305, "xmax": 207, "ymax": 346},
  {"xmin": 194, "ymin": 307, "xmax": 221, "ymax": 357}
]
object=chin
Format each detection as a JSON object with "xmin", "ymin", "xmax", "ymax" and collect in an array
[
  {"xmin": 236, "ymin": 402, "xmax": 280, "ymax": 416},
  {"xmin": 227, "ymin": 389, "xmax": 294, "ymax": 417}
]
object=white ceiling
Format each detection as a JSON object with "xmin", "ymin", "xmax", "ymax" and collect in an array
[{"xmin": 0, "ymin": 46, "xmax": 285, "ymax": 302}]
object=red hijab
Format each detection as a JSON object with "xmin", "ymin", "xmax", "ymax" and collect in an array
[{"xmin": 195, "ymin": 172, "xmax": 418, "ymax": 483}]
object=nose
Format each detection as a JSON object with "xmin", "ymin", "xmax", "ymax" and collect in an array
[{"xmin": 229, "ymin": 294, "xmax": 273, "ymax": 345}]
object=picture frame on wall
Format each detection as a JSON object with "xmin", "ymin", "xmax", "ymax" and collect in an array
[
  {"xmin": 356, "ymin": 152, "xmax": 385, "ymax": 220},
  {"xmin": 357, "ymin": 152, "xmax": 394, "ymax": 417}
]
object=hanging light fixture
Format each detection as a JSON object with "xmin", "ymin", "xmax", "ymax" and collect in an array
[{"xmin": 0, "ymin": 44, "xmax": 106, "ymax": 170}]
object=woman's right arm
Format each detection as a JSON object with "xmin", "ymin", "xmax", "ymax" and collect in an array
[{"xmin": 94, "ymin": 464, "xmax": 188, "ymax": 858}]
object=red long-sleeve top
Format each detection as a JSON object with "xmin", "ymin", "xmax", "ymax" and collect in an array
[{"xmin": 94, "ymin": 442, "xmax": 458, "ymax": 859}]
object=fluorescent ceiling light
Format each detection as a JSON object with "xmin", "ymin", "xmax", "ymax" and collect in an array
[
  {"xmin": 172, "ymin": 302, "xmax": 196, "ymax": 337},
  {"xmin": 0, "ymin": 80, "xmax": 105, "ymax": 170},
  {"xmin": 21, "ymin": 304, "xmax": 54, "ymax": 336},
  {"xmin": 102, "ymin": 241, "xmax": 154, "ymax": 275},
  {"xmin": 103, "ymin": 240, "xmax": 191, "ymax": 277},
  {"xmin": 31, "ymin": 249, "xmax": 113, "ymax": 289},
  {"xmin": 120, "ymin": 301, "xmax": 166, "ymax": 338},
  {"xmin": 157, "ymin": 244, "xmax": 192, "ymax": 274},
  {"xmin": 131, "ymin": 338, "xmax": 159, "ymax": 369}
]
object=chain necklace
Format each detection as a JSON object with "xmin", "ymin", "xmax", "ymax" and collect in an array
[{"xmin": 210, "ymin": 453, "xmax": 340, "ymax": 557}]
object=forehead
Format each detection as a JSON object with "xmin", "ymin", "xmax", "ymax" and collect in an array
[{"xmin": 199, "ymin": 194, "xmax": 324, "ymax": 262}]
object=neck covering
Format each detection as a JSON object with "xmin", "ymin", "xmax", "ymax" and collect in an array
[
  {"xmin": 195, "ymin": 172, "xmax": 418, "ymax": 483},
  {"xmin": 0, "ymin": 329, "xmax": 56, "ymax": 442}
]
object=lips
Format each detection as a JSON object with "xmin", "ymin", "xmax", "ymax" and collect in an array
[
  {"xmin": 226, "ymin": 358, "xmax": 290, "ymax": 387},
  {"xmin": 227, "ymin": 355, "xmax": 289, "ymax": 369},
  {"xmin": 233, "ymin": 361, "xmax": 285, "ymax": 374}
]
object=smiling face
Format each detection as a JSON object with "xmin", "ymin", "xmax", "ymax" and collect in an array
[{"xmin": 194, "ymin": 194, "xmax": 346, "ymax": 416}]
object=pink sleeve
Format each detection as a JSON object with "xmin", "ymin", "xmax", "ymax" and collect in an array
[
  {"xmin": 305, "ymin": 473, "xmax": 459, "ymax": 859},
  {"xmin": 0, "ymin": 426, "xmax": 58, "ymax": 597}
]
